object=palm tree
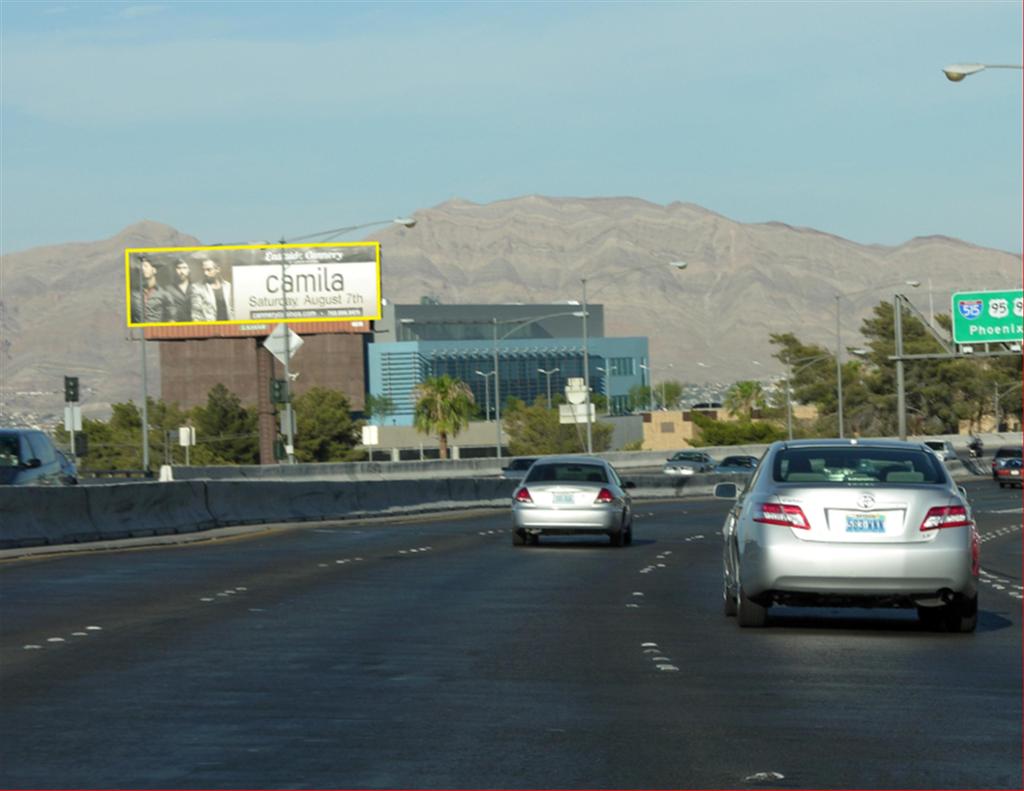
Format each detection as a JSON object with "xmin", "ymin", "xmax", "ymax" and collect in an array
[
  {"xmin": 413, "ymin": 375, "xmax": 476, "ymax": 460},
  {"xmin": 724, "ymin": 380, "xmax": 767, "ymax": 421}
]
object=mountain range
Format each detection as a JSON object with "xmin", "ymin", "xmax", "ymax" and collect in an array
[{"xmin": 1, "ymin": 196, "xmax": 1019, "ymax": 423}]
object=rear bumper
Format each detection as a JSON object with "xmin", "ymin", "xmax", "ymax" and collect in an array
[
  {"xmin": 512, "ymin": 505, "xmax": 623, "ymax": 533},
  {"xmin": 740, "ymin": 527, "xmax": 977, "ymax": 601}
]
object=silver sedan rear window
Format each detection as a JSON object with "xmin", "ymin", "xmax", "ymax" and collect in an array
[
  {"xmin": 525, "ymin": 464, "xmax": 608, "ymax": 484},
  {"xmin": 772, "ymin": 448, "xmax": 945, "ymax": 485}
]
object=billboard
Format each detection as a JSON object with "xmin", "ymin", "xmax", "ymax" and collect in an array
[{"xmin": 125, "ymin": 242, "xmax": 381, "ymax": 328}]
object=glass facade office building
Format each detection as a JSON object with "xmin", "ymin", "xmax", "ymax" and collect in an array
[{"xmin": 369, "ymin": 304, "xmax": 649, "ymax": 426}]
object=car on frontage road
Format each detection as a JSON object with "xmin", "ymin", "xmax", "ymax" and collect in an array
[
  {"xmin": 715, "ymin": 455, "xmax": 759, "ymax": 474},
  {"xmin": 994, "ymin": 457, "xmax": 1022, "ymax": 488},
  {"xmin": 500, "ymin": 457, "xmax": 538, "ymax": 482},
  {"xmin": 715, "ymin": 439, "xmax": 978, "ymax": 632},
  {"xmin": 991, "ymin": 445, "xmax": 1022, "ymax": 480},
  {"xmin": 511, "ymin": 456, "xmax": 635, "ymax": 547},
  {"xmin": 663, "ymin": 450, "xmax": 715, "ymax": 476}
]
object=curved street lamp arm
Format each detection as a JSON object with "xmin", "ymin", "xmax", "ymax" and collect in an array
[{"xmin": 286, "ymin": 217, "xmax": 416, "ymax": 243}]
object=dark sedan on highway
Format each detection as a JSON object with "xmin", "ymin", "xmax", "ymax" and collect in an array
[{"xmin": 715, "ymin": 455, "xmax": 759, "ymax": 474}]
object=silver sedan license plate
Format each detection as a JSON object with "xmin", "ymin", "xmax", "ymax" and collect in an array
[
  {"xmin": 553, "ymin": 493, "xmax": 575, "ymax": 505},
  {"xmin": 846, "ymin": 513, "xmax": 885, "ymax": 533}
]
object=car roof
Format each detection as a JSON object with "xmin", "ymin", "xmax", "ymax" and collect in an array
[
  {"xmin": 772, "ymin": 438, "xmax": 934, "ymax": 451},
  {"xmin": 534, "ymin": 455, "xmax": 609, "ymax": 465}
]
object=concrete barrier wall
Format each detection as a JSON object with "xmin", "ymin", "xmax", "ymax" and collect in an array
[
  {"xmin": 1, "ymin": 446, "xmax": 999, "ymax": 550},
  {"xmin": 167, "ymin": 432, "xmax": 1020, "ymax": 483}
]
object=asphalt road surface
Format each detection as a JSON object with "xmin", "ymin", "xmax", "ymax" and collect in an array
[{"xmin": 1, "ymin": 481, "xmax": 1020, "ymax": 789}]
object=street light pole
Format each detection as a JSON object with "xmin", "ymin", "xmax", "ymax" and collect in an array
[
  {"xmin": 579, "ymin": 260, "xmax": 688, "ymax": 452},
  {"xmin": 581, "ymin": 277, "xmax": 593, "ymax": 453},
  {"xmin": 835, "ymin": 280, "xmax": 920, "ymax": 438},
  {"xmin": 273, "ymin": 217, "xmax": 416, "ymax": 464},
  {"xmin": 475, "ymin": 370, "xmax": 494, "ymax": 421},
  {"xmin": 538, "ymin": 367, "xmax": 559, "ymax": 409},
  {"xmin": 492, "ymin": 319, "xmax": 502, "ymax": 459},
  {"xmin": 943, "ymin": 63, "xmax": 1023, "ymax": 81}
]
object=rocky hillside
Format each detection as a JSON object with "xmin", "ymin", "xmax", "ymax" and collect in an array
[{"xmin": 1, "ymin": 197, "xmax": 1019, "ymax": 423}]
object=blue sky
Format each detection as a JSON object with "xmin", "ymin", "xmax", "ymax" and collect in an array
[{"xmin": 1, "ymin": 0, "xmax": 1021, "ymax": 254}]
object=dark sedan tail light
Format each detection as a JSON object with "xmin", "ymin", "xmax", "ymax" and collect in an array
[{"xmin": 514, "ymin": 488, "xmax": 533, "ymax": 503}]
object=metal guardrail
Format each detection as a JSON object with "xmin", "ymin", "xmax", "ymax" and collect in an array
[{"xmin": 83, "ymin": 469, "xmax": 155, "ymax": 480}]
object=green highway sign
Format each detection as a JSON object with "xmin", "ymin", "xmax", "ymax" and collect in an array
[{"xmin": 951, "ymin": 289, "xmax": 1023, "ymax": 345}]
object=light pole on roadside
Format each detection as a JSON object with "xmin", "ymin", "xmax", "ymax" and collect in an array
[
  {"xmin": 274, "ymin": 217, "xmax": 416, "ymax": 463},
  {"xmin": 537, "ymin": 367, "xmax": 560, "ymax": 409},
  {"xmin": 943, "ymin": 63, "xmax": 1023, "ymax": 81},
  {"xmin": 835, "ymin": 280, "xmax": 920, "ymax": 438},
  {"xmin": 401, "ymin": 310, "xmax": 584, "ymax": 459},
  {"xmin": 782, "ymin": 354, "xmax": 832, "ymax": 440},
  {"xmin": 581, "ymin": 260, "xmax": 688, "ymax": 453},
  {"xmin": 475, "ymin": 370, "xmax": 495, "ymax": 421}
]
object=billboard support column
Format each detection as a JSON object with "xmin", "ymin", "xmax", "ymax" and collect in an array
[
  {"xmin": 279, "ymin": 238, "xmax": 296, "ymax": 464},
  {"xmin": 257, "ymin": 342, "xmax": 277, "ymax": 465}
]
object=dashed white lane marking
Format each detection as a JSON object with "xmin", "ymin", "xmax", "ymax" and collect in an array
[
  {"xmin": 978, "ymin": 524, "xmax": 1022, "ymax": 544},
  {"xmin": 745, "ymin": 771, "xmax": 786, "ymax": 783},
  {"xmin": 24, "ymin": 625, "xmax": 103, "ymax": 650},
  {"xmin": 640, "ymin": 642, "xmax": 679, "ymax": 672},
  {"xmin": 979, "ymin": 568, "xmax": 1024, "ymax": 599}
]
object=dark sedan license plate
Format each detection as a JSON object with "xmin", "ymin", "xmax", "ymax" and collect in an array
[{"xmin": 846, "ymin": 513, "xmax": 885, "ymax": 533}]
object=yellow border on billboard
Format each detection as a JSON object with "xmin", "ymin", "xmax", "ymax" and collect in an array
[{"xmin": 125, "ymin": 241, "xmax": 383, "ymax": 328}]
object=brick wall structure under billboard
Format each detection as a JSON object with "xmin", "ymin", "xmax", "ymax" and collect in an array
[{"xmin": 155, "ymin": 328, "xmax": 368, "ymax": 465}]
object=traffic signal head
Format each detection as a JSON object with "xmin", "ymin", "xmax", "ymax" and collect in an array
[
  {"xmin": 64, "ymin": 376, "xmax": 80, "ymax": 402},
  {"xmin": 270, "ymin": 378, "xmax": 288, "ymax": 403}
]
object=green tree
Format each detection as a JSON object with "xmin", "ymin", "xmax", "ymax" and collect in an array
[
  {"xmin": 689, "ymin": 411, "xmax": 785, "ymax": 446},
  {"xmin": 503, "ymin": 397, "xmax": 613, "ymax": 455},
  {"xmin": 628, "ymin": 384, "xmax": 652, "ymax": 412},
  {"xmin": 413, "ymin": 375, "xmax": 476, "ymax": 460},
  {"xmin": 724, "ymin": 380, "xmax": 767, "ymax": 420},
  {"xmin": 293, "ymin": 387, "xmax": 362, "ymax": 462},
  {"xmin": 190, "ymin": 384, "xmax": 259, "ymax": 464},
  {"xmin": 364, "ymin": 394, "xmax": 395, "ymax": 426}
]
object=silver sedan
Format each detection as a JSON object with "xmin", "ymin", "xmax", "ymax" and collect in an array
[
  {"xmin": 511, "ymin": 456, "xmax": 635, "ymax": 546},
  {"xmin": 715, "ymin": 439, "xmax": 979, "ymax": 631}
]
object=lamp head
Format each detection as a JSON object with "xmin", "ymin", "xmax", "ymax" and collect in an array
[
  {"xmin": 669, "ymin": 261, "xmax": 688, "ymax": 270},
  {"xmin": 394, "ymin": 217, "xmax": 417, "ymax": 228},
  {"xmin": 943, "ymin": 64, "xmax": 985, "ymax": 82}
]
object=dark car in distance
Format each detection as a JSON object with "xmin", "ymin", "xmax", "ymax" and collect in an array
[
  {"xmin": 0, "ymin": 428, "xmax": 78, "ymax": 486},
  {"xmin": 991, "ymin": 445, "xmax": 1022, "ymax": 480}
]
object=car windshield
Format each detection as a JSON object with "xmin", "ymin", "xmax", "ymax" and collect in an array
[
  {"xmin": 525, "ymin": 463, "xmax": 608, "ymax": 484},
  {"xmin": 996, "ymin": 447, "xmax": 1022, "ymax": 458},
  {"xmin": 670, "ymin": 453, "xmax": 704, "ymax": 462},
  {"xmin": 507, "ymin": 458, "xmax": 536, "ymax": 470},
  {"xmin": 721, "ymin": 456, "xmax": 752, "ymax": 466},
  {"xmin": 772, "ymin": 447, "xmax": 946, "ymax": 485},
  {"xmin": 0, "ymin": 436, "xmax": 20, "ymax": 467}
]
